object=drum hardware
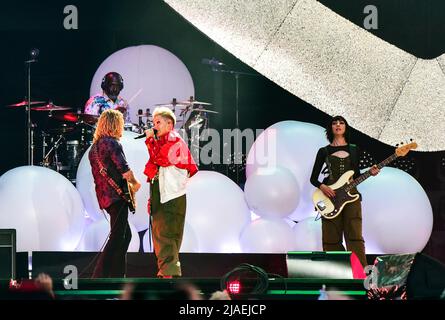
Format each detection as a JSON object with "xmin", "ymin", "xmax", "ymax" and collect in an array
[
  {"xmin": 39, "ymin": 131, "xmax": 51, "ymax": 165},
  {"xmin": 47, "ymin": 124, "xmax": 76, "ymax": 134},
  {"xmin": 152, "ymin": 97, "xmax": 216, "ymax": 168},
  {"xmin": 40, "ymin": 134, "xmax": 65, "ymax": 169},
  {"xmin": 180, "ymin": 106, "xmax": 218, "ymax": 114},
  {"xmin": 154, "ymin": 98, "xmax": 188, "ymax": 110},
  {"xmin": 202, "ymin": 58, "xmax": 260, "ymax": 184},
  {"xmin": 178, "ymin": 96, "xmax": 212, "ymax": 106},
  {"xmin": 51, "ymin": 112, "xmax": 98, "ymax": 127},
  {"xmin": 24, "ymin": 48, "xmax": 40, "ymax": 165}
]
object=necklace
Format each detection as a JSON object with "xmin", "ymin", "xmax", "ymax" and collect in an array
[{"xmin": 332, "ymin": 139, "xmax": 346, "ymax": 147}]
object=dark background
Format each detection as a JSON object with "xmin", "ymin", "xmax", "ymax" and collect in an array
[{"xmin": 0, "ymin": 0, "xmax": 444, "ymax": 263}]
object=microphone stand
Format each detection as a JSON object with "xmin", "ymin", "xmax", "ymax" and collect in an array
[
  {"xmin": 210, "ymin": 66, "xmax": 260, "ymax": 185},
  {"xmin": 25, "ymin": 58, "xmax": 37, "ymax": 166}
]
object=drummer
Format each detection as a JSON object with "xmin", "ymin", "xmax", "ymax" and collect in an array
[{"xmin": 84, "ymin": 72, "xmax": 131, "ymax": 123}]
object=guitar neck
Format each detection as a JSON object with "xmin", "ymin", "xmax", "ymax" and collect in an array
[{"xmin": 345, "ymin": 153, "xmax": 397, "ymax": 191}]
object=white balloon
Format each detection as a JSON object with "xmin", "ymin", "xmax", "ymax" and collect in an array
[
  {"xmin": 142, "ymin": 223, "xmax": 200, "ymax": 253},
  {"xmin": 76, "ymin": 216, "xmax": 140, "ymax": 252},
  {"xmin": 359, "ymin": 167, "xmax": 433, "ymax": 254},
  {"xmin": 90, "ymin": 45, "xmax": 195, "ymax": 127},
  {"xmin": 292, "ymin": 217, "xmax": 323, "ymax": 251},
  {"xmin": 185, "ymin": 171, "xmax": 251, "ymax": 253},
  {"xmin": 0, "ymin": 166, "xmax": 85, "ymax": 251},
  {"xmin": 74, "ymin": 216, "xmax": 95, "ymax": 251},
  {"xmin": 240, "ymin": 218, "xmax": 296, "ymax": 253},
  {"xmin": 244, "ymin": 166, "xmax": 300, "ymax": 219},
  {"xmin": 76, "ymin": 131, "xmax": 150, "ymax": 231},
  {"xmin": 142, "ymin": 228, "xmax": 153, "ymax": 253},
  {"xmin": 246, "ymin": 121, "xmax": 327, "ymax": 221}
]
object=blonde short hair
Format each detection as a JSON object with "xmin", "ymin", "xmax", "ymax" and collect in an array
[
  {"xmin": 153, "ymin": 106, "xmax": 176, "ymax": 126},
  {"xmin": 93, "ymin": 109, "xmax": 124, "ymax": 143}
]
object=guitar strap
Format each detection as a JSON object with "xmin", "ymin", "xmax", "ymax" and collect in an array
[{"xmin": 91, "ymin": 143, "xmax": 131, "ymax": 205}]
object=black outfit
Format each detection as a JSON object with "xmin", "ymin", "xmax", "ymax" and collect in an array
[
  {"xmin": 89, "ymin": 137, "xmax": 132, "ymax": 278},
  {"xmin": 310, "ymin": 145, "xmax": 360, "ymax": 188},
  {"xmin": 310, "ymin": 144, "xmax": 368, "ymax": 268}
]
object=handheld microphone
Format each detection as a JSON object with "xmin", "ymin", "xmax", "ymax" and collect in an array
[{"xmin": 134, "ymin": 128, "xmax": 157, "ymax": 140}]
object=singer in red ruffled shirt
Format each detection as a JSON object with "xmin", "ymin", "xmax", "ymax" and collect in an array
[{"xmin": 143, "ymin": 106, "xmax": 198, "ymax": 278}]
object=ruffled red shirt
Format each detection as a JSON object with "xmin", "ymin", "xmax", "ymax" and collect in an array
[{"xmin": 143, "ymin": 130, "xmax": 198, "ymax": 181}]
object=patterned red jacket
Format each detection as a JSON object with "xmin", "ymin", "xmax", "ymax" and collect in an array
[{"xmin": 143, "ymin": 130, "xmax": 198, "ymax": 181}]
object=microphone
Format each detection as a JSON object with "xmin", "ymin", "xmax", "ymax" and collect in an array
[
  {"xmin": 25, "ymin": 48, "xmax": 40, "ymax": 63},
  {"xmin": 134, "ymin": 128, "xmax": 157, "ymax": 140},
  {"xmin": 30, "ymin": 48, "xmax": 40, "ymax": 59},
  {"xmin": 201, "ymin": 58, "xmax": 225, "ymax": 66}
]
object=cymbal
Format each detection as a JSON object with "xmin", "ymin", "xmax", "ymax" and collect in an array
[
  {"xmin": 180, "ymin": 107, "xmax": 218, "ymax": 114},
  {"xmin": 32, "ymin": 103, "xmax": 72, "ymax": 111},
  {"xmin": 178, "ymin": 99, "xmax": 212, "ymax": 106},
  {"xmin": 154, "ymin": 102, "xmax": 189, "ymax": 108},
  {"xmin": 154, "ymin": 97, "xmax": 189, "ymax": 108},
  {"xmin": 7, "ymin": 100, "xmax": 46, "ymax": 107}
]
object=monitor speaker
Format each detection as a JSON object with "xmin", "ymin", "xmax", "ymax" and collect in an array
[
  {"xmin": 0, "ymin": 229, "xmax": 16, "ymax": 279},
  {"xmin": 286, "ymin": 251, "xmax": 365, "ymax": 279}
]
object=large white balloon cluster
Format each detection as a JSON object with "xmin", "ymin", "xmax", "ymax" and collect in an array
[
  {"xmin": 240, "ymin": 218, "xmax": 296, "ymax": 253},
  {"xmin": 0, "ymin": 166, "xmax": 85, "ymax": 251},
  {"xmin": 184, "ymin": 171, "xmax": 251, "ymax": 253},
  {"xmin": 244, "ymin": 166, "xmax": 300, "ymax": 219},
  {"xmin": 76, "ymin": 131, "xmax": 150, "ymax": 231},
  {"xmin": 245, "ymin": 120, "xmax": 327, "ymax": 221},
  {"xmin": 239, "ymin": 121, "xmax": 326, "ymax": 252},
  {"xmin": 359, "ymin": 167, "xmax": 433, "ymax": 254},
  {"xmin": 1, "ymin": 123, "xmax": 432, "ymax": 256},
  {"xmin": 241, "ymin": 120, "xmax": 433, "ymax": 254}
]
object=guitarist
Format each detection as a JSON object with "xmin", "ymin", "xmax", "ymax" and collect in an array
[
  {"xmin": 310, "ymin": 116, "xmax": 379, "ymax": 268},
  {"xmin": 89, "ymin": 109, "xmax": 141, "ymax": 278}
]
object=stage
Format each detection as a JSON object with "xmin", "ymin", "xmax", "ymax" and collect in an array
[{"xmin": 1, "ymin": 252, "xmax": 368, "ymax": 300}]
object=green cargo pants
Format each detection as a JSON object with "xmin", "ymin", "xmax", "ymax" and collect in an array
[
  {"xmin": 150, "ymin": 179, "xmax": 186, "ymax": 277},
  {"xmin": 321, "ymin": 200, "xmax": 367, "ymax": 268}
]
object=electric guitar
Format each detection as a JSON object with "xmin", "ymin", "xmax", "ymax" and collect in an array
[
  {"xmin": 312, "ymin": 142, "xmax": 417, "ymax": 219},
  {"xmin": 123, "ymin": 181, "xmax": 136, "ymax": 213}
]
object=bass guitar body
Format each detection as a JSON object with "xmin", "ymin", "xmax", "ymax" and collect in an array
[{"xmin": 312, "ymin": 170, "xmax": 360, "ymax": 219}]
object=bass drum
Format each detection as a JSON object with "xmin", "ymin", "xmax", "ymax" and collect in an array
[{"xmin": 56, "ymin": 140, "xmax": 84, "ymax": 183}]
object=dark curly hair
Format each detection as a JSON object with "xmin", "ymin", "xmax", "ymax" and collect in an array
[{"xmin": 325, "ymin": 115, "xmax": 350, "ymax": 143}]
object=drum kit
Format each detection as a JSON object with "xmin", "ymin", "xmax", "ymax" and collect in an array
[
  {"xmin": 151, "ymin": 96, "xmax": 218, "ymax": 162},
  {"xmin": 6, "ymin": 96, "xmax": 217, "ymax": 183}
]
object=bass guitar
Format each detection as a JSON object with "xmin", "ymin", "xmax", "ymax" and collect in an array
[{"xmin": 312, "ymin": 142, "xmax": 417, "ymax": 219}]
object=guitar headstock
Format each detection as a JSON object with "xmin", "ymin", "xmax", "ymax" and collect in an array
[{"xmin": 395, "ymin": 140, "xmax": 417, "ymax": 157}]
